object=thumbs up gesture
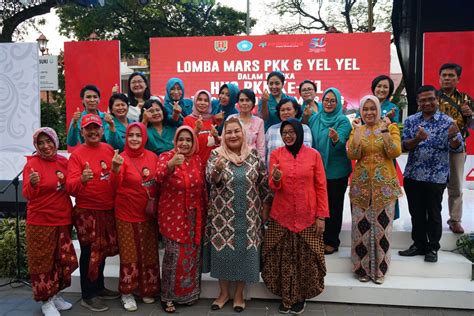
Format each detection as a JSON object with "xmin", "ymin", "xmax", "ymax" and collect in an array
[
  {"xmin": 29, "ymin": 168, "xmax": 40, "ymax": 186},
  {"xmin": 111, "ymin": 83, "xmax": 119, "ymax": 93},
  {"xmin": 72, "ymin": 107, "xmax": 81, "ymax": 127},
  {"xmin": 214, "ymin": 155, "xmax": 226, "ymax": 173},
  {"xmin": 112, "ymin": 149, "xmax": 124, "ymax": 173},
  {"xmin": 210, "ymin": 124, "xmax": 219, "ymax": 137},
  {"xmin": 271, "ymin": 163, "xmax": 282, "ymax": 182},
  {"xmin": 81, "ymin": 161, "xmax": 94, "ymax": 184},
  {"xmin": 168, "ymin": 148, "xmax": 185, "ymax": 170},
  {"xmin": 415, "ymin": 126, "xmax": 429, "ymax": 142},
  {"xmin": 262, "ymin": 89, "xmax": 270, "ymax": 102},
  {"xmin": 195, "ymin": 115, "xmax": 203, "ymax": 133}
]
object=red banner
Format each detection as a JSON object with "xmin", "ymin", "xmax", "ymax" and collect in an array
[
  {"xmin": 150, "ymin": 33, "xmax": 390, "ymax": 111},
  {"xmin": 423, "ymin": 31, "xmax": 474, "ymax": 154},
  {"xmin": 64, "ymin": 40, "xmax": 121, "ymax": 149}
]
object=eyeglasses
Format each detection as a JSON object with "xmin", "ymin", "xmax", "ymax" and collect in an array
[
  {"xmin": 323, "ymin": 99, "xmax": 337, "ymax": 104},
  {"xmin": 301, "ymin": 88, "xmax": 314, "ymax": 92},
  {"xmin": 281, "ymin": 131, "xmax": 296, "ymax": 136},
  {"xmin": 131, "ymin": 80, "xmax": 145, "ymax": 85}
]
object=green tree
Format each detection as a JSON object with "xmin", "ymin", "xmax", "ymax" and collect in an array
[{"xmin": 57, "ymin": 0, "xmax": 255, "ymax": 56}]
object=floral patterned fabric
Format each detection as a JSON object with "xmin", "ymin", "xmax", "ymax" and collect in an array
[{"xmin": 347, "ymin": 123, "xmax": 402, "ymax": 210}]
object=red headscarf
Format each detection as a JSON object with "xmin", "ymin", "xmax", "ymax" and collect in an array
[{"xmin": 124, "ymin": 122, "xmax": 148, "ymax": 158}]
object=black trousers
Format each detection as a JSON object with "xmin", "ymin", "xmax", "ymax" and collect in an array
[
  {"xmin": 404, "ymin": 178, "xmax": 446, "ymax": 252},
  {"xmin": 79, "ymin": 244, "xmax": 106, "ymax": 300},
  {"xmin": 323, "ymin": 176, "xmax": 349, "ymax": 248}
]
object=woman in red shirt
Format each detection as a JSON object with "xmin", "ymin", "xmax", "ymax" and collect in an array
[
  {"xmin": 262, "ymin": 118, "xmax": 329, "ymax": 315},
  {"xmin": 23, "ymin": 127, "xmax": 78, "ymax": 316},
  {"xmin": 155, "ymin": 125, "xmax": 207, "ymax": 313},
  {"xmin": 110, "ymin": 122, "xmax": 160, "ymax": 311},
  {"xmin": 183, "ymin": 89, "xmax": 220, "ymax": 165}
]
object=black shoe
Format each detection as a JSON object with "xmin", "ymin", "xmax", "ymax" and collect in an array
[
  {"xmin": 290, "ymin": 301, "xmax": 306, "ymax": 315},
  {"xmin": 278, "ymin": 302, "xmax": 291, "ymax": 314},
  {"xmin": 398, "ymin": 245, "xmax": 425, "ymax": 256},
  {"xmin": 424, "ymin": 250, "xmax": 438, "ymax": 263}
]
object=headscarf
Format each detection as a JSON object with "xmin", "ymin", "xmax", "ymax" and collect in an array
[
  {"xmin": 164, "ymin": 77, "xmax": 186, "ymax": 106},
  {"xmin": 33, "ymin": 127, "xmax": 59, "ymax": 161},
  {"xmin": 359, "ymin": 95, "xmax": 381, "ymax": 125},
  {"xmin": 213, "ymin": 83, "xmax": 239, "ymax": 117},
  {"xmin": 191, "ymin": 89, "xmax": 213, "ymax": 120},
  {"xmin": 215, "ymin": 118, "xmax": 251, "ymax": 166},
  {"xmin": 310, "ymin": 87, "xmax": 347, "ymax": 169},
  {"xmin": 173, "ymin": 125, "xmax": 199, "ymax": 157},
  {"xmin": 280, "ymin": 118, "xmax": 304, "ymax": 158},
  {"xmin": 124, "ymin": 122, "xmax": 148, "ymax": 158}
]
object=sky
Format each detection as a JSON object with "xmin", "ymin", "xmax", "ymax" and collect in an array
[{"xmin": 23, "ymin": 0, "xmax": 273, "ymax": 55}]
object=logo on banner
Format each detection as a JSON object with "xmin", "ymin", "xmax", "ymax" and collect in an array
[
  {"xmin": 214, "ymin": 40, "xmax": 228, "ymax": 53},
  {"xmin": 237, "ymin": 40, "xmax": 253, "ymax": 52},
  {"xmin": 309, "ymin": 37, "xmax": 327, "ymax": 53}
]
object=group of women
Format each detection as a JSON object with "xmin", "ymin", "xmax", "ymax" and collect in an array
[{"xmin": 24, "ymin": 71, "xmax": 402, "ymax": 316}]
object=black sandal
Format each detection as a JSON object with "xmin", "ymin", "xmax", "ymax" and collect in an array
[{"xmin": 161, "ymin": 300, "xmax": 176, "ymax": 313}]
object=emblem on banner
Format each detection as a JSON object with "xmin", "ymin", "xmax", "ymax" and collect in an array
[{"xmin": 214, "ymin": 40, "xmax": 228, "ymax": 53}]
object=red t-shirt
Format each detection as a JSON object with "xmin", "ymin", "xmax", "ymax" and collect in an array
[
  {"xmin": 155, "ymin": 150, "xmax": 207, "ymax": 245},
  {"xmin": 66, "ymin": 143, "xmax": 115, "ymax": 210},
  {"xmin": 269, "ymin": 145, "xmax": 329, "ymax": 232},
  {"xmin": 112, "ymin": 149, "xmax": 158, "ymax": 222},
  {"xmin": 22, "ymin": 155, "xmax": 72, "ymax": 226},
  {"xmin": 183, "ymin": 116, "xmax": 218, "ymax": 166}
]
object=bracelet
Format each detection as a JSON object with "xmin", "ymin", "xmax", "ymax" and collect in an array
[{"xmin": 380, "ymin": 129, "xmax": 389, "ymax": 133}]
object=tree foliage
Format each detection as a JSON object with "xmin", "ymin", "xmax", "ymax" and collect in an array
[
  {"xmin": 272, "ymin": 0, "xmax": 392, "ymax": 34},
  {"xmin": 0, "ymin": 0, "xmax": 56, "ymax": 42},
  {"xmin": 56, "ymin": 0, "xmax": 255, "ymax": 56}
]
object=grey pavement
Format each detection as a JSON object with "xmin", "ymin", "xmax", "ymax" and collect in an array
[{"xmin": 0, "ymin": 281, "xmax": 472, "ymax": 316}]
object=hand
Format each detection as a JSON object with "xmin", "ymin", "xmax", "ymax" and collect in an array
[
  {"xmin": 262, "ymin": 89, "xmax": 270, "ymax": 102},
  {"xmin": 385, "ymin": 108, "xmax": 396, "ymax": 119},
  {"xmin": 271, "ymin": 163, "xmax": 282, "ymax": 182},
  {"xmin": 328, "ymin": 127, "xmax": 339, "ymax": 143},
  {"xmin": 303, "ymin": 104, "xmax": 313, "ymax": 118},
  {"xmin": 173, "ymin": 101, "xmax": 182, "ymax": 115},
  {"xmin": 195, "ymin": 115, "xmax": 203, "ymax": 132},
  {"xmin": 72, "ymin": 107, "xmax": 81, "ymax": 127},
  {"xmin": 448, "ymin": 123, "xmax": 460, "ymax": 139},
  {"xmin": 81, "ymin": 162, "xmax": 94, "ymax": 184},
  {"xmin": 415, "ymin": 126, "xmax": 429, "ymax": 142},
  {"xmin": 111, "ymin": 149, "xmax": 124, "ymax": 172},
  {"xmin": 315, "ymin": 218, "xmax": 325, "ymax": 235},
  {"xmin": 210, "ymin": 124, "xmax": 219, "ymax": 137},
  {"xmin": 352, "ymin": 118, "xmax": 362, "ymax": 129},
  {"xmin": 142, "ymin": 107, "xmax": 153, "ymax": 124},
  {"xmin": 29, "ymin": 168, "xmax": 40, "ymax": 186},
  {"xmin": 214, "ymin": 155, "xmax": 226, "ymax": 173},
  {"xmin": 137, "ymin": 101, "xmax": 145, "ymax": 109},
  {"xmin": 461, "ymin": 99, "xmax": 472, "ymax": 117},
  {"xmin": 214, "ymin": 111, "xmax": 224, "ymax": 125},
  {"xmin": 111, "ymin": 84, "xmax": 119, "ymax": 93},
  {"xmin": 381, "ymin": 116, "xmax": 391, "ymax": 127},
  {"xmin": 168, "ymin": 149, "xmax": 185, "ymax": 169}
]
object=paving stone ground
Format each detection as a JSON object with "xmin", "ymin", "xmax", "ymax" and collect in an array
[{"xmin": 0, "ymin": 280, "xmax": 472, "ymax": 316}]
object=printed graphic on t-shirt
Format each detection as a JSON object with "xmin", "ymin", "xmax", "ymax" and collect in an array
[
  {"xmin": 142, "ymin": 166, "xmax": 155, "ymax": 187},
  {"xmin": 100, "ymin": 160, "xmax": 110, "ymax": 181},
  {"xmin": 56, "ymin": 170, "xmax": 65, "ymax": 191}
]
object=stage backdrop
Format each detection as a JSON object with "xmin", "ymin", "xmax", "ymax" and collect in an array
[
  {"xmin": 0, "ymin": 43, "xmax": 39, "ymax": 183},
  {"xmin": 64, "ymin": 40, "xmax": 120, "ymax": 151},
  {"xmin": 150, "ymin": 33, "xmax": 390, "ymax": 111},
  {"xmin": 423, "ymin": 31, "xmax": 474, "ymax": 188}
]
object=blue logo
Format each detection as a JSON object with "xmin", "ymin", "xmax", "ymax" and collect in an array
[
  {"xmin": 237, "ymin": 40, "xmax": 253, "ymax": 52},
  {"xmin": 309, "ymin": 38, "xmax": 326, "ymax": 48}
]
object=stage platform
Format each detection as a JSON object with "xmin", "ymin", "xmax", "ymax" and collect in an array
[{"xmin": 65, "ymin": 189, "xmax": 474, "ymax": 309}]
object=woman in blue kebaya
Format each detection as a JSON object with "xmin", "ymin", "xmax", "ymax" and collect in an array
[
  {"xmin": 142, "ymin": 99, "xmax": 177, "ymax": 156},
  {"xmin": 211, "ymin": 83, "xmax": 239, "ymax": 133},
  {"xmin": 308, "ymin": 87, "xmax": 352, "ymax": 255},
  {"xmin": 371, "ymin": 75, "xmax": 399, "ymax": 123},
  {"xmin": 104, "ymin": 93, "xmax": 133, "ymax": 151},
  {"xmin": 259, "ymin": 71, "xmax": 296, "ymax": 132},
  {"xmin": 300, "ymin": 80, "xmax": 321, "ymax": 123},
  {"xmin": 163, "ymin": 78, "xmax": 194, "ymax": 125}
]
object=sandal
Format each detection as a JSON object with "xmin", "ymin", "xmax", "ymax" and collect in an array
[{"xmin": 161, "ymin": 300, "xmax": 176, "ymax": 313}]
